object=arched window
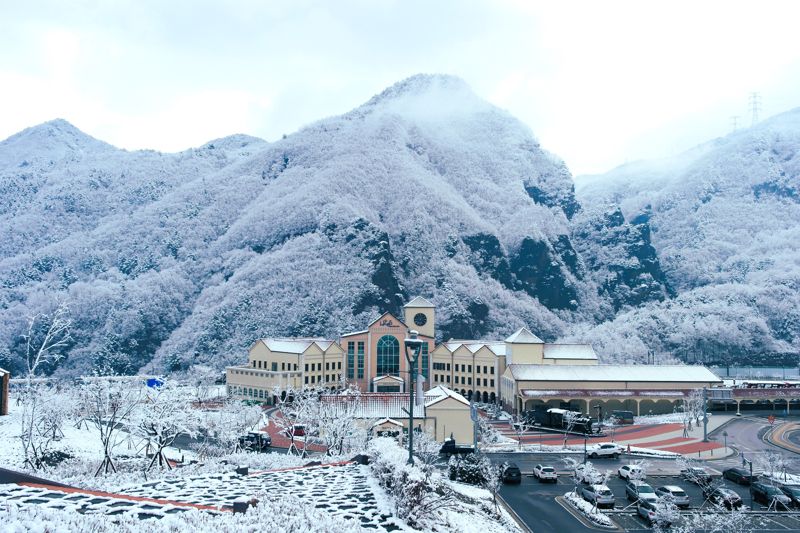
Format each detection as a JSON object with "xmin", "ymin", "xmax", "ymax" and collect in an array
[{"xmin": 377, "ymin": 335, "xmax": 400, "ymax": 376}]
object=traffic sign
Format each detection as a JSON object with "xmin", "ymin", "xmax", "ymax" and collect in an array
[{"xmin": 768, "ymin": 415, "xmax": 776, "ymax": 425}]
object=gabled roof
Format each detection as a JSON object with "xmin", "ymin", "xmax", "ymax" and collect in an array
[
  {"xmin": 372, "ymin": 417, "xmax": 404, "ymax": 427},
  {"xmin": 437, "ymin": 340, "xmax": 507, "ymax": 357},
  {"xmin": 543, "ymin": 343, "xmax": 597, "ymax": 360},
  {"xmin": 424, "ymin": 385, "xmax": 470, "ymax": 407},
  {"xmin": 372, "ymin": 375, "xmax": 404, "ymax": 383},
  {"xmin": 403, "ymin": 296, "xmax": 435, "ymax": 308},
  {"xmin": 504, "ymin": 327, "xmax": 544, "ymax": 344},
  {"xmin": 367, "ymin": 311, "xmax": 407, "ymax": 329},
  {"xmin": 257, "ymin": 338, "xmax": 336, "ymax": 355},
  {"xmin": 506, "ymin": 364, "xmax": 722, "ymax": 383}
]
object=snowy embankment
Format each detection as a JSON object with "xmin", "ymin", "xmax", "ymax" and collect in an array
[
  {"xmin": 562, "ymin": 491, "xmax": 615, "ymax": 528},
  {"xmin": 481, "ymin": 441, "xmax": 679, "ymax": 458}
]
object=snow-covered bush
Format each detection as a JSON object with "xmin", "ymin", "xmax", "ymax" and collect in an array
[
  {"xmin": 368, "ymin": 437, "xmax": 455, "ymax": 527},
  {"xmin": 563, "ymin": 491, "xmax": 613, "ymax": 527}
]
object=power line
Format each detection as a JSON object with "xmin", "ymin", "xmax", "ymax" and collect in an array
[{"xmin": 749, "ymin": 92, "xmax": 762, "ymax": 126}]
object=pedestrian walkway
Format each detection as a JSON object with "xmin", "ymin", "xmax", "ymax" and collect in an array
[{"xmin": 487, "ymin": 413, "xmax": 737, "ymax": 458}]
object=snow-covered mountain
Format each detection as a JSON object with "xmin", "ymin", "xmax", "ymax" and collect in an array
[
  {"xmin": 573, "ymin": 109, "xmax": 800, "ymax": 363},
  {"xmin": 0, "ymin": 74, "xmax": 672, "ymax": 376}
]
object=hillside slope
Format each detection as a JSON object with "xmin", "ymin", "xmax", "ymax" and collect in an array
[{"xmin": 572, "ymin": 109, "xmax": 800, "ymax": 362}]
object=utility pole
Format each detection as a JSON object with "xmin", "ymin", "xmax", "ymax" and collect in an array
[
  {"xmin": 749, "ymin": 92, "xmax": 761, "ymax": 126},
  {"xmin": 702, "ymin": 387, "xmax": 709, "ymax": 443},
  {"xmin": 730, "ymin": 115, "xmax": 740, "ymax": 133}
]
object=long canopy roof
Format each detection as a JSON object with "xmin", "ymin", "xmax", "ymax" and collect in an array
[{"xmin": 508, "ymin": 364, "xmax": 721, "ymax": 383}]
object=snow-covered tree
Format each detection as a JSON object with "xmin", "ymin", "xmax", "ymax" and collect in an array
[
  {"xmin": 480, "ymin": 457, "xmax": 505, "ymax": 516},
  {"xmin": 18, "ymin": 300, "xmax": 72, "ymax": 469},
  {"xmin": 131, "ymin": 380, "xmax": 199, "ymax": 471},
  {"xmin": 200, "ymin": 398, "xmax": 264, "ymax": 455},
  {"xmin": 77, "ymin": 378, "xmax": 142, "ymax": 476}
]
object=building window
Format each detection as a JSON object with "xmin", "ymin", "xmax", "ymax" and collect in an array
[
  {"xmin": 281, "ymin": 362, "xmax": 286, "ymax": 371},
  {"xmin": 468, "ymin": 365, "xmax": 472, "ymax": 373},
  {"xmin": 338, "ymin": 361, "xmax": 341, "ymax": 370},
  {"xmin": 271, "ymin": 362, "xmax": 277, "ymax": 371},
  {"xmin": 446, "ymin": 375, "xmax": 450, "ymax": 383},
  {"xmin": 468, "ymin": 377, "xmax": 472, "ymax": 385},
  {"xmin": 357, "ymin": 341, "xmax": 365, "ymax": 379},
  {"xmin": 347, "ymin": 342, "xmax": 355, "ymax": 379},
  {"xmin": 490, "ymin": 366, "xmax": 494, "ymax": 374},
  {"xmin": 490, "ymin": 379, "xmax": 495, "ymax": 387},
  {"xmin": 294, "ymin": 364, "xmax": 298, "ymax": 370},
  {"xmin": 377, "ymin": 335, "xmax": 400, "ymax": 376},
  {"xmin": 484, "ymin": 365, "xmax": 488, "ymax": 374},
  {"xmin": 305, "ymin": 363, "xmax": 309, "ymax": 372},
  {"xmin": 252, "ymin": 361, "xmax": 256, "ymax": 368},
  {"xmin": 326, "ymin": 362, "xmax": 330, "ymax": 371},
  {"xmin": 305, "ymin": 376, "xmax": 308, "ymax": 384},
  {"xmin": 483, "ymin": 378, "xmax": 487, "ymax": 386},
  {"xmin": 420, "ymin": 343, "xmax": 429, "ymax": 379},
  {"xmin": 446, "ymin": 363, "xmax": 451, "ymax": 371}
]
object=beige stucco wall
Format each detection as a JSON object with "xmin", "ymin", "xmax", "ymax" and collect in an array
[
  {"xmin": 507, "ymin": 343, "xmax": 544, "ymax": 364},
  {"xmin": 404, "ymin": 305, "xmax": 435, "ymax": 338},
  {"xmin": 425, "ymin": 397, "xmax": 472, "ymax": 443}
]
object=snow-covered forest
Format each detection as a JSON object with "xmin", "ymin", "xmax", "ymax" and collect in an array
[{"xmin": 0, "ymin": 74, "xmax": 797, "ymax": 376}]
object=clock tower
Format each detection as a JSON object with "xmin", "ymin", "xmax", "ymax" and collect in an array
[{"xmin": 403, "ymin": 296, "xmax": 435, "ymax": 338}]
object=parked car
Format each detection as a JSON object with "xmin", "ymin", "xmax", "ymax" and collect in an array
[
  {"xmin": 533, "ymin": 464, "xmax": 558, "ymax": 483},
  {"xmin": 780, "ymin": 485, "xmax": 800, "ymax": 508},
  {"xmin": 580, "ymin": 484, "xmax": 616, "ymax": 509},
  {"xmin": 751, "ymin": 482, "xmax": 791, "ymax": 509},
  {"xmin": 587, "ymin": 442, "xmax": 622, "ymax": 459},
  {"xmin": 655, "ymin": 485, "xmax": 691, "ymax": 508},
  {"xmin": 619, "ymin": 464, "xmax": 646, "ymax": 480},
  {"xmin": 612, "ymin": 410, "xmax": 635, "ymax": 425},
  {"xmin": 637, "ymin": 499, "xmax": 675, "ymax": 527},
  {"xmin": 238, "ymin": 431, "xmax": 272, "ymax": 452},
  {"xmin": 703, "ymin": 486, "xmax": 743, "ymax": 509},
  {"xmin": 681, "ymin": 466, "xmax": 712, "ymax": 486},
  {"xmin": 626, "ymin": 480, "xmax": 658, "ymax": 503},
  {"xmin": 723, "ymin": 467, "xmax": 758, "ymax": 485},
  {"xmin": 501, "ymin": 463, "xmax": 522, "ymax": 484}
]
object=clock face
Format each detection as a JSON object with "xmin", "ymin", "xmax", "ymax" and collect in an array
[{"xmin": 413, "ymin": 313, "xmax": 427, "ymax": 327}]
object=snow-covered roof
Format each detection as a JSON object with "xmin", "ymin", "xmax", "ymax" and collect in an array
[
  {"xmin": 424, "ymin": 385, "xmax": 470, "ymax": 407},
  {"xmin": 507, "ymin": 364, "xmax": 722, "ymax": 383},
  {"xmin": 259, "ymin": 338, "xmax": 337, "ymax": 354},
  {"xmin": 403, "ymin": 296, "xmax": 435, "ymax": 308},
  {"xmin": 372, "ymin": 375, "xmax": 404, "ymax": 383},
  {"xmin": 505, "ymin": 327, "xmax": 544, "ymax": 344},
  {"xmin": 441, "ymin": 340, "xmax": 506, "ymax": 357},
  {"xmin": 542, "ymin": 344, "xmax": 597, "ymax": 360},
  {"xmin": 340, "ymin": 329, "xmax": 368, "ymax": 337},
  {"xmin": 321, "ymin": 393, "xmax": 425, "ymax": 419},
  {"xmin": 366, "ymin": 311, "xmax": 407, "ymax": 328},
  {"xmin": 0, "ymin": 367, "xmax": 8, "ymax": 376},
  {"xmin": 372, "ymin": 417, "xmax": 403, "ymax": 427}
]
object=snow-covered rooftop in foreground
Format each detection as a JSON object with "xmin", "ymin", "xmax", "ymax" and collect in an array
[
  {"xmin": 508, "ymin": 364, "xmax": 722, "ymax": 383},
  {"xmin": 424, "ymin": 385, "xmax": 470, "ymax": 407}
]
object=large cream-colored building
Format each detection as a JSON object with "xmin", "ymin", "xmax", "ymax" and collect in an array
[
  {"xmin": 226, "ymin": 338, "xmax": 344, "ymax": 402},
  {"xmin": 225, "ymin": 296, "xmax": 722, "ymax": 416}
]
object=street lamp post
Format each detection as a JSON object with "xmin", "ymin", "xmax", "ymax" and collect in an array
[
  {"xmin": 404, "ymin": 330, "xmax": 424, "ymax": 466},
  {"xmin": 594, "ymin": 405, "xmax": 602, "ymax": 434},
  {"xmin": 723, "ymin": 430, "xmax": 728, "ymax": 451},
  {"xmin": 742, "ymin": 455, "xmax": 754, "ymax": 509}
]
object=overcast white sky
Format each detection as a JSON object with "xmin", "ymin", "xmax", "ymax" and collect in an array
[{"xmin": 2, "ymin": 0, "xmax": 800, "ymax": 175}]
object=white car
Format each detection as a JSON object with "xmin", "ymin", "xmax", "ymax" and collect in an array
[
  {"xmin": 534, "ymin": 464, "xmax": 558, "ymax": 482},
  {"xmin": 618, "ymin": 464, "xmax": 645, "ymax": 480},
  {"xmin": 587, "ymin": 442, "xmax": 622, "ymax": 459}
]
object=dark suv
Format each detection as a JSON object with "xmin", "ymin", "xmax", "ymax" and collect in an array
[
  {"xmin": 723, "ymin": 467, "xmax": 758, "ymax": 485},
  {"xmin": 502, "ymin": 463, "xmax": 522, "ymax": 484},
  {"xmin": 751, "ymin": 482, "xmax": 791, "ymax": 509}
]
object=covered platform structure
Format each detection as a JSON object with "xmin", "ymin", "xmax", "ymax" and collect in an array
[{"xmin": 501, "ymin": 364, "xmax": 722, "ymax": 416}]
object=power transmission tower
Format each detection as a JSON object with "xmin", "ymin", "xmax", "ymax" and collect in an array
[
  {"xmin": 749, "ymin": 92, "xmax": 761, "ymax": 126},
  {"xmin": 730, "ymin": 115, "xmax": 739, "ymax": 132}
]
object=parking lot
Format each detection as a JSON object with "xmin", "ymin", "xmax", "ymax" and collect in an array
[{"xmin": 498, "ymin": 462, "xmax": 800, "ymax": 532}]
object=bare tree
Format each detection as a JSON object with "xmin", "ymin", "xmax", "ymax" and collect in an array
[
  {"xmin": 510, "ymin": 413, "xmax": 532, "ymax": 450},
  {"xmin": 78, "ymin": 378, "xmax": 142, "ymax": 476},
  {"xmin": 562, "ymin": 410, "xmax": 579, "ymax": 448},
  {"xmin": 200, "ymin": 398, "xmax": 264, "ymax": 455},
  {"xmin": 132, "ymin": 381, "xmax": 199, "ymax": 471},
  {"xmin": 603, "ymin": 414, "xmax": 620, "ymax": 442},
  {"xmin": 272, "ymin": 385, "xmax": 320, "ymax": 456},
  {"xmin": 316, "ymin": 387, "xmax": 369, "ymax": 456},
  {"xmin": 18, "ymin": 300, "xmax": 72, "ymax": 470},
  {"xmin": 684, "ymin": 389, "xmax": 705, "ymax": 428},
  {"xmin": 479, "ymin": 456, "xmax": 505, "ymax": 516}
]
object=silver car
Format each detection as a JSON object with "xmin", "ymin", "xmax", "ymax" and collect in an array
[
  {"xmin": 581, "ymin": 484, "xmax": 616, "ymax": 509},
  {"xmin": 655, "ymin": 485, "xmax": 691, "ymax": 508}
]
